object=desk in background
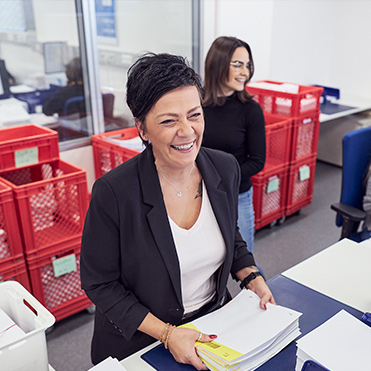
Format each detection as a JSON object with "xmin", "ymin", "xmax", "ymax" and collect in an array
[
  {"xmin": 318, "ymin": 93, "xmax": 371, "ymax": 166},
  {"xmin": 120, "ymin": 238, "xmax": 368, "ymax": 370},
  {"xmin": 282, "ymin": 238, "xmax": 371, "ymax": 313}
]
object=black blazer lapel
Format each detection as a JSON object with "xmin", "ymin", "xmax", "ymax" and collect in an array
[
  {"xmin": 196, "ymin": 149, "xmax": 236, "ymax": 294},
  {"xmin": 137, "ymin": 146, "xmax": 183, "ymax": 306}
]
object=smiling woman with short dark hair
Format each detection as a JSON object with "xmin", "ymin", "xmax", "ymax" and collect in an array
[{"xmin": 80, "ymin": 52, "xmax": 275, "ymax": 369}]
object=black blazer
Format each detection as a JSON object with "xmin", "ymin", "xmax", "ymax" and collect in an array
[{"xmin": 80, "ymin": 145, "xmax": 255, "ymax": 364}]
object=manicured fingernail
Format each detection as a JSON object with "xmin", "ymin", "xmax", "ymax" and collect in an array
[
  {"xmin": 264, "ymin": 304, "xmax": 267, "ymax": 310},
  {"xmin": 209, "ymin": 334, "xmax": 217, "ymax": 339}
]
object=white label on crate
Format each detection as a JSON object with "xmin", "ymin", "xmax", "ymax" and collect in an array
[
  {"xmin": 52, "ymin": 254, "xmax": 77, "ymax": 278},
  {"xmin": 14, "ymin": 147, "xmax": 39, "ymax": 168},
  {"xmin": 299, "ymin": 165, "xmax": 310, "ymax": 181},
  {"xmin": 266, "ymin": 177, "xmax": 279, "ymax": 193}
]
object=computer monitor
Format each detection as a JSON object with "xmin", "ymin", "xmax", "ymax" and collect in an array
[
  {"xmin": 0, "ymin": 59, "xmax": 11, "ymax": 99},
  {"xmin": 43, "ymin": 42, "xmax": 65, "ymax": 74}
]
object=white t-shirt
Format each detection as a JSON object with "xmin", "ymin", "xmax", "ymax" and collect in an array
[{"xmin": 168, "ymin": 181, "xmax": 226, "ymax": 313}]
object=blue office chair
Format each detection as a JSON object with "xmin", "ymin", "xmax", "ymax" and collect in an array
[
  {"xmin": 63, "ymin": 94, "xmax": 114, "ymax": 119},
  {"xmin": 331, "ymin": 126, "xmax": 371, "ymax": 241},
  {"xmin": 63, "ymin": 96, "xmax": 86, "ymax": 118}
]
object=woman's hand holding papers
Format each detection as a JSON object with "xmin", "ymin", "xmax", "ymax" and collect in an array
[
  {"xmin": 246, "ymin": 276, "xmax": 276, "ymax": 310},
  {"xmin": 237, "ymin": 267, "xmax": 276, "ymax": 310},
  {"xmin": 167, "ymin": 326, "xmax": 217, "ymax": 370}
]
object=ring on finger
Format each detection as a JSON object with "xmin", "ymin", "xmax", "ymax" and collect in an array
[{"xmin": 197, "ymin": 332, "xmax": 202, "ymax": 342}]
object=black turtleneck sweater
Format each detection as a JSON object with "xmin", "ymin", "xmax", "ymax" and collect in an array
[{"xmin": 202, "ymin": 94, "xmax": 266, "ymax": 193}]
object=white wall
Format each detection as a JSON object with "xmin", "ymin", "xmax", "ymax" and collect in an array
[
  {"xmin": 203, "ymin": 0, "xmax": 371, "ymax": 99},
  {"xmin": 202, "ymin": 0, "xmax": 274, "ymax": 81}
]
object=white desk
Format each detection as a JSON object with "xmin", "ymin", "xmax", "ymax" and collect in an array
[
  {"xmin": 319, "ymin": 93, "xmax": 371, "ymax": 123},
  {"xmin": 120, "ymin": 343, "xmax": 158, "ymax": 370},
  {"xmin": 29, "ymin": 113, "xmax": 58, "ymax": 126},
  {"xmin": 317, "ymin": 93, "xmax": 371, "ymax": 165},
  {"xmin": 282, "ymin": 238, "xmax": 371, "ymax": 313}
]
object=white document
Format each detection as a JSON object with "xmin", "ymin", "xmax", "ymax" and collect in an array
[
  {"xmin": 187, "ymin": 290, "xmax": 301, "ymax": 371},
  {"xmin": 192, "ymin": 290, "xmax": 302, "ymax": 358},
  {"xmin": 88, "ymin": 356, "xmax": 127, "ymax": 370},
  {"xmin": 296, "ymin": 310, "xmax": 371, "ymax": 371},
  {"xmin": 0, "ymin": 98, "xmax": 30, "ymax": 126},
  {"xmin": 9, "ymin": 84, "xmax": 36, "ymax": 94}
]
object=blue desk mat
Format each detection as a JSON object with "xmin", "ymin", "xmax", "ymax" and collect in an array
[
  {"xmin": 320, "ymin": 101, "xmax": 355, "ymax": 115},
  {"xmin": 141, "ymin": 275, "xmax": 363, "ymax": 371},
  {"xmin": 141, "ymin": 344, "xmax": 197, "ymax": 371}
]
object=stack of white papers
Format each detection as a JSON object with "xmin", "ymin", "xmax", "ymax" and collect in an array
[
  {"xmin": 182, "ymin": 290, "xmax": 302, "ymax": 371},
  {"xmin": 295, "ymin": 310, "xmax": 371, "ymax": 371},
  {"xmin": 88, "ymin": 356, "xmax": 127, "ymax": 370}
]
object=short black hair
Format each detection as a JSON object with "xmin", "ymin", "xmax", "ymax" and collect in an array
[{"xmin": 126, "ymin": 52, "xmax": 203, "ymax": 126}]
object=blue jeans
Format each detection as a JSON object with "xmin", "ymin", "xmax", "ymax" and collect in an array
[{"xmin": 238, "ymin": 188, "xmax": 255, "ymax": 254}]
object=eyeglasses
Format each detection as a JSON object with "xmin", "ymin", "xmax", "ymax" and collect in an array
[{"xmin": 230, "ymin": 60, "xmax": 253, "ymax": 70}]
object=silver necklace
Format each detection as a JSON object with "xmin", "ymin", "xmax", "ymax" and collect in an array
[{"xmin": 157, "ymin": 164, "xmax": 194, "ymax": 197}]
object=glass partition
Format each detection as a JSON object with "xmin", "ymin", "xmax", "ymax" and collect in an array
[
  {"xmin": 0, "ymin": 0, "xmax": 93, "ymax": 145},
  {"xmin": 0, "ymin": 0, "xmax": 200, "ymax": 146},
  {"xmin": 95, "ymin": 0, "xmax": 200, "ymax": 132}
]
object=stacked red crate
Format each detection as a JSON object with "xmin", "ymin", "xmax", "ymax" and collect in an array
[
  {"xmin": 251, "ymin": 113, "xmax": 292, "ymax": 229},
  {"xmin": 247, "ymin": 81, "xmax": 323, "ymax": 227},
  {"xmin": 0, "ymin": 124, "xmax": 92, "ymax": 321},
  {"xmin": 92, "ymin": 126, "xmax": 141, "ymax": 179},
  {"xmin": 0, "ymin": 124, "xmax": 59, "ymax": 172},
  {"xmin": 26, "ymin": 242, "xmax": 91, "ymax": 321},
  {"xmin": 0, "ymin": 180, "xmax": 30, "ymax": 290}
]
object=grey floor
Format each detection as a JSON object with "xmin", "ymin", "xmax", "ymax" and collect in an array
[{"xmin": 46, "ymin": 160, "xmax": 342, "ymax": 371}]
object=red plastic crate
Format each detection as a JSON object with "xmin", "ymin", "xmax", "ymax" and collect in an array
[
  {"xmin": 26, "ymin": 242, "xmax": 92, "ymax": 321},
  {"xmin": 252, "ymin": 165, "xmax": 289, "ymax": 230},
  {"xmin": 0, "ymin": 124, "xmax": 59, "ymax": 173},
  {"xmin": 246, "ymin": 80, "xmax": 323, "ymax": 117},
  {"xmin": 0, "ymin": 259, "xmax": 31, "ymax": 292},
  {"xmin": 0, "ymin": 160, "xmax": 89, "ymax": 256},
  {"xmin": 0, "ymin": 181, "xmax": 24, "ymax": 265},
  {"xmin": 92, "ymin": 127, "xmax": 141, "ymax": 178},
  {"xmin": 286, "ymin": 154, "xmax": 317, "ymax": 216},
  {"xmin": 263, "ymin": 113, "xmax": 293, "ymax": 171},
  {"xmin": 290, "ymin": 111, "xmax": 320, "ymax": 162}
]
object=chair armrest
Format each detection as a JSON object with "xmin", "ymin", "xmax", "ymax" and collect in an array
[{"xmin": 331, "ymin": 202, "xmax": 366, "ymax": 221}]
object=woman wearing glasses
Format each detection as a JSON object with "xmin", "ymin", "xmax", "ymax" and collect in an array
[{"xmin": 203, "ymin": 36, "xmax": 266, "ymax": 260}]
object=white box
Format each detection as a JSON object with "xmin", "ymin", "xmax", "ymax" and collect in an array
[{"xmin": 0, "ymin": 281, "xmax": 55, "ymax": 371}]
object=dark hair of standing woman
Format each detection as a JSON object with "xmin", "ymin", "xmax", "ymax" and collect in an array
[
  {"xmin": 126, "ymin": 52, "xmax": 204, "ymax": 146},
  {"xmin": 204, "ymin": 36, "xmax": 255, "ymax": 107}
]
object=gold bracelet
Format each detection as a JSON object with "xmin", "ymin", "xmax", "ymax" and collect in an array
[
  {"xmin": 165, "ymin": 325, "xmax": 175, "ymax": 349},
  {"xmin": 162, "ymin": 324, "xmax": 171, "ymax": 343},
  {"xmin": 159, "ymin": 323, "xmax": 169, "ymax": 342}
]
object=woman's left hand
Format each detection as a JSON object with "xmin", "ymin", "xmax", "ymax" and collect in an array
[{"xmin": 247, "ymin": 276, "xmax": 276, "ymax": 310}]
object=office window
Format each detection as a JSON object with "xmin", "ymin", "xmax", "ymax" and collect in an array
[
  {"xmin": 95, "ymin": 0, "xmax": 200, "ymax": 132},
  {"xmin": 0, "ymin": 0, "xmax": 200, "ymax": 147},
  {"xmin": 0, "ymin": 0, "xmax": 93, "ymax": 146}
]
